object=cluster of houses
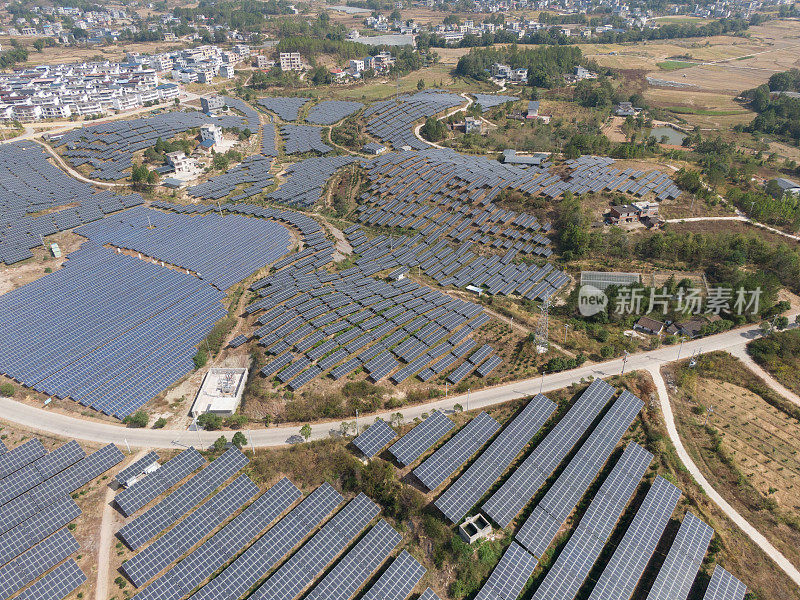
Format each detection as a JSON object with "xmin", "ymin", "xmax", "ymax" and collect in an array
[
  {"xmin": 634, "ymin": 313, "xmax": 723, "ymax": 338},
  {"xmin": 3, "ymin": 4, "xmax": 128, "ymax": 40},
  {"xmin": 265, "ymin": 49, "xmax": 396, "ymax": 80},
  {"xmin": 0, "ymin": 44, "xmax": 258, "ymax": 122}
]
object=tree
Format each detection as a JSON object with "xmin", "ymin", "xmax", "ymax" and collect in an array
[
  {"xmin": 310, "ymin": 66, "xmax": 332, "ymax": 85},
  {"xmin": 420, "ymin": 116, "xmax": 446, "ymax": 142},
  {"xmin": 417, "ymin": 78, "xmax": 425, "ymax": 91},
  {"xmin": 759, "ymin": 321, "xmax": 773, "ymax": 336},
  {"xmin": 300, "ymin": 424, "xmax": 312, "ymax": 441},
  {"xmin": 775, "ymin": 316, "xmax": 789, "ymax": 330},
  {"xmin": 264, "ymin": 414, "xmax": 273, "ymax": 427},
  {"xmin": 212, "ymin": 153, "xmax": 230, "ymax": 171},
  {"xmin": 390, "ymin": 9, "xmax": 402, "ymax": 21},
  {"xmin": 197, "ymin": 412, "xmax": 223, "ymax": 430},
  {"xmin": 0, "ymin": 383, "xmax": 14, "ymax": 397},
  {"xmin": 123, "ymin": 410, "xmax": 149, "ymax": 428},
  {"xmin": 213, "ymin": 436, "xmax": 228, "ymax": 452},
  {"xmin": 232, "ymin": 431, "xmax": 247, "ymax": 448},
  {"xmin": 153, "ymin": 417, "xmax": 167, "ymax": 429}
]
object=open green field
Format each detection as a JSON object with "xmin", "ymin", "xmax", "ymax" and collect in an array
[{"xmin": 657, "ymin": 60, "xmax": 697, "ymax": 71}]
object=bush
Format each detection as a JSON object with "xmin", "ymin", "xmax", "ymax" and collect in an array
[
  {"xmin": 193, "ymin": 347, "xmax": 208, "ymax": 369},
  {"xmin": 232, "ymin": 431, "xmax": 247, "ymax": 448},
  {"xmin": 224, "ymin": 414, "xmax": 248, "ymax": 430},
  {"xmin": 153, "ymin": 417, "xmax": 167, "ymax": 429},
  {"xmin": 213, "ymin": 435, "xmax": 228, "ymax": 452},
  {"xmin": 0, "ymin": 383, "xmax": 14, "ymax": 397},
  {"xmin": 197, "ymin": 412, "xmax": 223, "ymax": 430},
  {"xmin": 123, "ymin": 411, "xmax": 149, "ymax": 428}
]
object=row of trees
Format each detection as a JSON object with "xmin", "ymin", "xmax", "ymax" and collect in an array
[{"xmin": 455, "ymin": 44, "xmax": 585, "ymax": 88}]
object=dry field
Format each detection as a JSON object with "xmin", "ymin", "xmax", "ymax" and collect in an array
[
  {"xmin": 693, "ymin": 379, "xmax": 800, "ymax": 509},
  {"xmin": 0, "ymin": 36, "xmax": 187, "ymax": 66}
]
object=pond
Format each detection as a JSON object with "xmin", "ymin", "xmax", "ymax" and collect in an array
[{"xmin": 651, "ymin": 126, "xmax": 687, "ymax": 145}]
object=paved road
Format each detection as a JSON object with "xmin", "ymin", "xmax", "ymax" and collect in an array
[
  {"xmin": 0, "ymin": 318, "xmax": 772, "ymax": 449},
  {"xmin": 666, "ymin": 215, "xmax": 800, "ymax": 242},
  {"xmin": 649, "ymin": 366, "xmax": 800, "ymax": 587},
  {"xmin": 728, "ymin": 344, "xmax": 800, "ymax": 407}
]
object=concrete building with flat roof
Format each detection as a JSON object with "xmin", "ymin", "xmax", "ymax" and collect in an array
[{"xmin": 190, "ymin": 367, "xmax": 249, "ymax": 417}]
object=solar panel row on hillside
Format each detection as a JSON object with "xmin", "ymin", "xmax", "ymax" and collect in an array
[
  {"xmin": 353, "ymin": 419, "xmax": 397, "ymax": 458},
  {"xmin": 515, "ymin": 391, "xmax": 644, "ymax": 558},
  {"xmin": 0, "ymin": 439, "xmax": 46, "ymax": 481},
  {"xmin": 413, "ymin": 412, "xmax": 500, "ymax": 491},
  {"xmin": 116, "ymin": 449, "xmax": 205, "ymax": 517},
  {"xmin": 132, "ymin": 478, "xmax": 303, "ymax": 600},
  {"xmin": 435, "ymin": 394, "xmax": 555, "ymax": 523},
  {"xmin": 0, "ymin": 528, "xmax": 79, "ymax": 600},
  {"xmin": 247, "ymin": 493, "xmax": 380, "ymax": 600},
  {"xmin": 0, "ymin": 495, "xmax": 80, "ymax": 567},
  {"xmin": 483, "ymin": 379, "xmax": 616, "ymax": 527},
  {"xmin": 530, "ymin": 443, "xmax": 653, "ymax": 600},
  {"xmin": 118, "ymin": 447, "xmax": 247, "ymax": 550},
  {"xmin": 361, "ymin": 550, "xmax": 426, "ymax": 600},
  {"xmin": 702, "ymin": 566, "xmax": 747, "ymax": 600},
  {"xmin": 14, "ymin": 557, "xmax": 85, "ymax": 600},
  {"xmin": 389, "ymin": 411, "xmax": 454, "ymax": 466},
  {"xmin": 474, "ymin": 541, "xmax": 538, "ymax": 600},
  {"xmin": 0, "ymin": 441, "xmax": 85, "ymax": 508}
]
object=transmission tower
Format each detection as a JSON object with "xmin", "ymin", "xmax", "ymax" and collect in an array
[{"xmin": 534, "ymin": 297, "xmax": 550, "ymax": 353}]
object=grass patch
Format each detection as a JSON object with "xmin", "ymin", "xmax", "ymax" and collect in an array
[
  {"xmin": 657, "ymin": 60, "xmax": 697, "ymax": 71},
  {"xmin": 664, "ymin": 106, "xmax": 749, "ymax": 116}
]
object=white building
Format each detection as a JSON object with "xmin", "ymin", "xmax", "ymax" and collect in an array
[{"xmin": 279, "ymin": 52, "xmax": 303, "ymax": 72}]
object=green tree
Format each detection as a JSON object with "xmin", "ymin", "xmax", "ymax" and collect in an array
[
  {"xmin": 213, "ymin": 435, "xmax": 228, "ymax": 452},
  {"xmin": 300, "ymin": 424, "xmax": 312, "ymax": 441},
  {"xmin": 153, "ymin": 417, "xmax": 167, "ymax": 429},
  {"xmin": 123, "ymin": 410, "xmax": 149, "ymax": 428},
  {"xmin": 232, "ymin": 431, "xmax": 247, "ymax": 448},
  {"xmin": 417, "ymin": 78, "xmax": 425, "ymax": 90},
  {"xmin": 775, "ymin": 316, "xmax": 789, "ymax": 329},
  {"xmin": 197, "ymin": 412, "xmax": 223, "ymax": 430},
  {"xmin": 310, "ymin": 66, "xmax": 332, "ymax": 85},
  {"xmin": 0, "ymin": 383, "xmax": 15, "ymax": 397}
]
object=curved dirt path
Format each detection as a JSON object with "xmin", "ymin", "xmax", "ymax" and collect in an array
[
  {"xmin": 34, "ymin": 139, "xmax": 122, "ymax": 188},
  {"xmin": 648, "ymin": 365, "xmax": 800, "ymax": 587},
  {"xmin": 413, "ymin": 93, "xmax": 474, "ymax": 149}
]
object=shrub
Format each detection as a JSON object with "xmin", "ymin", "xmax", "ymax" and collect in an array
[
  {"xmin": 232, "ymin": 431, "xmax": 247, "ymax": 448},
  {"xmin": 153, "ymin": 417, "xmax": 167, "ymax": 429},
  {"xmin": 123, "ymin": 411, "xmax": 149, "ymax": 428},
  {"xmin": 197, "ymin": 412, "xmax": 223, "ymax": 430},
  {"xmin": 0, "ymin": 383, "xmax": 14, "ymax": 397},
  {"xmin": 213, "ymin": 436, "xmax": 228, "ymax": 452}
]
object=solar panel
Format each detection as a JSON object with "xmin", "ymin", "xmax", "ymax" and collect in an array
[
  {"xmin": 515, "ymin": 390, "xmax": 644, "ymax": 557},
  {"xmin": 247, "ymin": 493, "xmax": 380, "ymax": 600},
  {"xmin": 0, "ymin": 439, "xmax": 46, "ymax": 480},
  {"xmin": 474, "ymin": 541, "xmax": 538, "ymax": 600},
  {"xmin": 122, "ymin": 474, "xmax": 260, "ymax": 587},
  {"xmin": 388, "ymin": 411, "xmax": 454, "ymax": 466},
  {"xmin": 0, "ymin": 528, "xmax": 79, "ymax": 600},
  {"xmin": 353, "ymin": 419, "xmax": 397, "ymax": 458},
  {"xmin": 419, "ymin": 589, "xmax": 442, "ymax": 600},
  {"xmin": 186, "ymin": 482, "xmax": 342, "ymax": 600},
  {"xmin": 587, "ymin": 476, "xmax": 682, "ymax": 600},
  {"xmin": 413, "ymin": 411, "xmax": 499, "ymax": 491},
  {"xmin": 702, "ymin": 566, "xmax": 746, "ymax": 600},
  {"xmin": 360, "ymin": 550, "xmax": 426, "ymax": 600},
  {"xmin": 115, "ymin": 451, "xmax": 159, "ymax": 487},
  {"xmin": 435, "ymin": 394, "xmax": 555, "ymax": 523},
  {"xmin": 13, "ymin": 557, "xmax": 86, "ymax": 600},
  {"xmin": 646, "ymin": 512, "xmax": 713, "ymax": 600},
  {"xmin": 0, "ymin": 495, "xmax": 80, "ymax": 565},
  {"xmin": 530, "ymin": 443, "xmax": 652, "ymax": 600},
  {"xmin": 306, "ymin": 519, "xmax": 402, "ymax": 600},
  {"xmin": 483, "ymin": 379, "xmax": 617, "ymax": 527},
  {"xmin": 0, "ymin": 441, "xmax": 85, "ymax": 508},
  {"xmin": 115, "ymin": 448, "xmax": 205, "ymax": 516},
  {"xmin": 118, "ymin": 447, "xmax": 248, "ymax": 550}
]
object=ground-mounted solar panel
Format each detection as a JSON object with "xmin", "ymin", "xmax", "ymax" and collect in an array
[
  {"xmin": 115, "ymin": 449, "xmax": 205, "ymax": 517},
  {"xmin": 0, "ymin": 495, "xmax": 80, "ymax": 565},
  {"xmin": 247, "ymin": 493, "xmax": 380, "ymax": 600},
  {"xmin": 435, "ymin": 394, "xmax": 555, "ymax": 523},
  {"xmin": 122, "ymin": 474, "xmax": 260, "ymax": 587},
  {"xmin": 115, "ymin": 451, "xmax": 159, "ymax": 488},
  {"xmin": 413, "ymin": 411, "xmax": 500, "ymax": 491},
  {"xmin": 388, "ymin": 411, "xmax": 454, "ymax": 466},
  {"xmin": 353, "ymin": 419, "xmax": 397, "ymax": 458},
  {"xmin": 530, "ymin": 443, "xmax": 652, "ymax": 600},
  {"xmin": 306, "ymin": 519, "xmax": 402, "ymax": 600},
  {"xmin": 474, "ymin": 541, "xmax": 538, "ymax": 600},
  {"xmin": 360, "ymin": 550, "xmax": 426, "ymax": 600},
  {"xmin": 702, "ymin": 566, "xmax": 746, "ymax": 600},
  {"xmin": 0, "ymin": 439, "xmax": 46, "ymax": 480},
  {"xmin": 0, "ymin": 441, "xmax": 85, "ymax": 508},
  {"xmin": 118, "ymin": 447, "xmax": 248, "ymax": 550},
  {"xmin": 483, "ymin": 379, "xmax": 617, "ymax": 528},
  {"xmin": 419, "ymin": 589, "xmax": 442, "ymax": 600},
  {"xmin": 515, "ymin": 390, "xmax": 644, "ymax": 557},
  {"xmin": 0, "ymin": 528, "xmax": 79, "ymax": 600},
  {"xmin": 587, "ymin": 476, "xmax": 682, "ymax": 600},
  {"xmin": 13, "ymin": 557, "xmax": 86, "ymax": 600},
  {"xmin": 185, "ymin": 482, "xmax": 341, "ymax": 600},
  {"xmin": 646, "ymin": 512, "xmax": 713, "ymax": 600}
]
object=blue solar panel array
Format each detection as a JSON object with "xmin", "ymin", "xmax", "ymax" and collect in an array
[
  {"xmin": 0, "ymin": 527, "xmax": 79, "ymax": 600},
  {"xmin": 187, "ymin": 154, "xmax": 274, "ymax": 203},
  {"xmin": 0, "ymin": 244, "xmax": 227, "ymax": 419},
  {"xmin": 0, "ymin": 441, "xmax": 85, "ymax": 508},
  {"xmin": 280, "ymin": 124, "xmax": 332, "ymax": 154},
  {"xmin": 132, "ymin": 477, "xmax": 303, "ymax": 600},
  {"xmin": 257, "ymin": 96, "xmax": 312, "ymax": 121},
  {"xmin": 75, "ymin": 207, "xmax": 292, "ymax": 290},
  {"xmin": 306, "ymin": 100, "xmax": 364, "ymax": 125}
]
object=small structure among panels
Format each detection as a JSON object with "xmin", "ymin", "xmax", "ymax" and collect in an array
[
  {"xmin": 646, "ymin": 512, "xmax": 714, "ymax": 600},
  {"xmin": 580, "ymin": 271, "xmax": 641, "ymax": 291},
  {"xmin": 353, "ymin": 419, "xmax": 397, "ymax": 458},
  {"xmin": 388, "ymin": 411, "xmax": 454, "ymax": 466},
  {"xmin": 702, "ymin": 566, "xmax": 747, "ymax": 600},
  {"xmin": 115, "ymin": 452, "xmax": 159, "ymax": 488}
]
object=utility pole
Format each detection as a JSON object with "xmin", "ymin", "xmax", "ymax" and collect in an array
[
  {"xmin": 564, "ymin": 323, "xmax": 569, "ymax": 344},
  {"xmin": 467, "ymin": 388, "xmax": 470, "ymax": 412},
  {"xmin": 540, "ymin": 371, "xmax": 546, "ymax": 394},
  {"xmin": 677, "ymin": 337, "xmax": 686, "ymax": 361},
  {"xmin": 355, "ymin": 410, "xmax": 359, "ymax": 436},
  {"xmin": 703, "ymin": 405, "xmax": 715, "ymax": 426},
  {"xmin": 124, "ymin": 438, "xmax": 131, "ymax": 454},
  {"xmin": 621, "ymin": 350, "xmax": 629, "ymax": 375},
  {"xmin": 248, "ymin": 430, "xmax": 255, "ymax": 456}
]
